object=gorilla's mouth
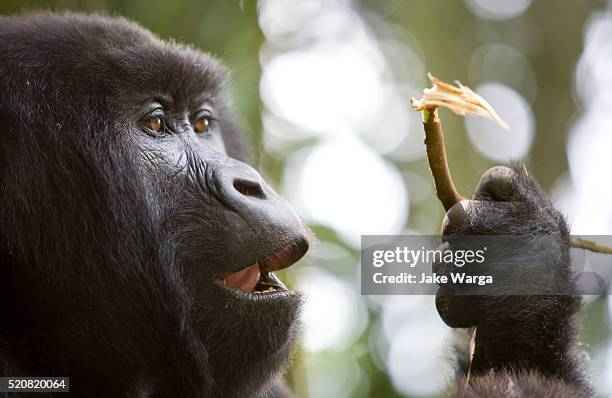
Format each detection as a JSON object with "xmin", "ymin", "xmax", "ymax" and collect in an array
[
  {"xmin": 219, "ymin": 238, "xmax": 309, "ymax": 295},
  {"xmin": 222, "ymin": 265, "xmax": 286, "ymax": 293}
]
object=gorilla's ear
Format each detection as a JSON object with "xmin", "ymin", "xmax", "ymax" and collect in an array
[{"xmin": 218, "ymin": 106, "xmax": 255, "ymax": 166}]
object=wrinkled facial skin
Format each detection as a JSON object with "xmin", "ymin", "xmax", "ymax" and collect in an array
[
  {"xmin": 0, "ymin": 13, "xmax": 308, "ymax": 397},
  {"xmin": 134, "ymin": 99, "xmax": 310, "ymax": 396}
]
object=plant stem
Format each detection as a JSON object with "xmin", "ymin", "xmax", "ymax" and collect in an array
[
  {"xmin": 422, "ymin": 108, "xmax": 465, "ymax": 211},
  {"xmin": 569, "ymin": 237, "xmax": 612, "ymax": 255}
]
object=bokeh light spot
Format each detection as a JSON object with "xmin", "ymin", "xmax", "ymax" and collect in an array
[
  {"xmin": 284, "ymin": 137, "xmax": 408, "ymax": 246},
  {"xmin": 465, "ymin": 83, "xmax": 534, "ymax": 162},
  {"xmin": 464, "ymin": 0, "xmax": 532, "ymax": 21}
]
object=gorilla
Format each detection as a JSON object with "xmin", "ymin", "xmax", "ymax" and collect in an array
[
  {"xmin": 0, "ymin": 12, "xmax": 308, "ymax": 397},
  {"xmin": 0, "ymin": 11, "xmax": 595, "ymax": 398}
]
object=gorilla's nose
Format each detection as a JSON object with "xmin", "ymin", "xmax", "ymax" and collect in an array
[
  {"xmin": 210, "ymin": 157, "xmax": 308, "ymax": 271},
  {"xmin": 213, "ymin": 159, "xmax": 268, "ymax": 205},
  {"xmin": 232, "ymin": 177, "xmax": 266, "ymax": 200},
  {"xmin": 209, "ymin": 157, "xmax": 302, "ymax": 230}
]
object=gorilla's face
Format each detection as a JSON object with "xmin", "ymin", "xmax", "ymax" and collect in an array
[
  {"xmin": 127, "ymin": 72, "xmax": 309, "ymax": 395},
  {"xmin": 0, "ymin": 13, "xmax": 308, "ymax": 396},
  {"xmin": 125, "ymin": 62, "xmax": 310, "ymax": 392},
  {"xmin": 133, "ymin": 99, "xmax": 309, "ymax": 295}
]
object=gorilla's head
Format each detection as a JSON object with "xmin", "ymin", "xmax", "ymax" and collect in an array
[{"xmin": 0, "ymin": 13, "xmax": 309, "ymax": 397}]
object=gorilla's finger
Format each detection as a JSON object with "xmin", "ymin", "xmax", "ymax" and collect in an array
[
  {"xmin": 473, "ymin": 166, "xmax": 517, "ymax": 202},
  {"xmin": 475, "ymin": 163, "xmax": 551, "ymax": 208},
  {"xmin": 443, "ymin": 199, "xmax": 521, "ymax": 235},
  {"xmin": 432, "ymin": 242, "xmax": 452, "ymax": 275},
  {"xmin": 441, "ymin": 199, "xmax": 476, "ymax": 234},
  {"xmin": 435, "ymin": 291, "xmax": 480, "ymax": 328}
]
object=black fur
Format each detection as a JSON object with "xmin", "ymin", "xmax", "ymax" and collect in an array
[
  {"xmin": 438, "ymin": 165, "xmax": 592, "ymax": 397},
  {"xmin": 0, "ymin": 11, "xmax": 594, "ymax": 398},
  {"xmin": 0, "ymin": 12, "xmax": 308, "ymax": 397}
]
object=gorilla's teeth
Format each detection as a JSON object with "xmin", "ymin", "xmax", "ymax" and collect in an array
[
  {"xmin": 251, "ymin": 270, "xmax": 288, "ymax": 293},
  {"xmin": 266, "ymin": 271, "xmax": 287, "ymax": 289}
]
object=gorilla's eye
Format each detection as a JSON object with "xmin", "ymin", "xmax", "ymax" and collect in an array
[
  {"xmin": 147, "ymin": 116, "xmax": 163, "ymax": 133},
  {"xmin": 193, "ymin": 117, "xmax": 211, "ymax": 134}
]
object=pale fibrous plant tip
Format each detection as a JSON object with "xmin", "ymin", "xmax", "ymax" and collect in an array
[{"xmin": 410, "ymin": 73, "xmax": 510, "ymax": 130}]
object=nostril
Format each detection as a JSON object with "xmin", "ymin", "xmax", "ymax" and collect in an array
[{"xmin": 233, "ymin": 178, "xmax": 266, "ymax": 199}]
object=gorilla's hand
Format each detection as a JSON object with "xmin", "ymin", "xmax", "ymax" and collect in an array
[{"xmin": 435, "ymin": 165, "xmax": 583, "ymax": 380}]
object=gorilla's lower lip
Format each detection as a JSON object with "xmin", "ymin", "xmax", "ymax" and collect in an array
[{"xmin": 218, "ymin": 237, "xmax": 309, "ymax": 296}]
